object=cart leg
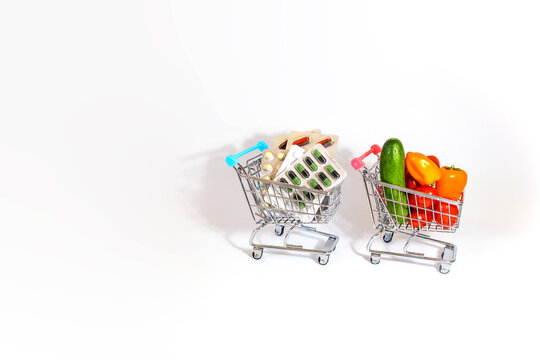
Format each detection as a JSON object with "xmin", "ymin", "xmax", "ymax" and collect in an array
[
  {"xmin": 274, "ymin": 224, "xmax": 285, "ymax": 236},
  {"xmin": 249, "ymin": 223, "xmax": 268, "ymax": 247},
  {"xmin": 328, "ymin": 236, "xmax": 338, "ymax": 251},
  {"xmin": 439, "ymin": 245, "xmax": 455, "ymax": 274},
  {"xmin": 366, "ymin": 227, "xmax": 383, "ymax": 251},
  {"xmin": 370, "ymin": 253, "xmax": 381, "ymax": 265},
  {"xmin": 252, "ymin": 247, "xmax": 263, "ymax": 260},
  {"xmin": 442, "ymin": 245, "xmax": 456, "ymax": 261}
]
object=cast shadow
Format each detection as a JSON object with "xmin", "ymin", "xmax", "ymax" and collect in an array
[
  {"xmin": 178, "ymin": 132, "xmax": 281, "ymax": 256},
  {"xmin": 333, "ymin": 146, "xmax": 378, "ymax": 261}
]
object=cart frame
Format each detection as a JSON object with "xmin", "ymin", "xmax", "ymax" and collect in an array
[
  {"xmin": 351, "ymin": 145, "xmax": 464, "ymax": 274},
  {"xmin": 227, "ymin": 141, "xmax": 342, "ymax": 264}
]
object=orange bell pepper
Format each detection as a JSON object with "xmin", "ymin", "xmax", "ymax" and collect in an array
[
  {"xmin": 405, "ymin": 152, "xmax": 441, "ymax": 186},
  {"xmin": 436, "ymin": 165, "xmax": 467, "ymax": 200}
]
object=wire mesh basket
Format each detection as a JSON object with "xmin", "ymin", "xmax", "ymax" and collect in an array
[{"xmin": 237, "ymin": 154, "xmax": 342, "ymax": 225}]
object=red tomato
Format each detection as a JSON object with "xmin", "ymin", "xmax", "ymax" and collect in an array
[
  {"xmin": 405, "ymin": 170, "xmax": 419, "ymax": 189},
  {"xmin": 428, "ymin": 155, "xmax": 440, "ymax": 167},
  {"xmin": 433, "ymin": 201, "xmax": 459, "ymax": 228},
  {"xmin": 408, "ymin": 186, "xmax": 438, "ymax": 209},
  {"xmin": 408, "ymin": 209, "xmax": 433, "ymax": 228},
  {"xmin": 427, "ymin": 156, "xmax": 440, "ymax": 186}
]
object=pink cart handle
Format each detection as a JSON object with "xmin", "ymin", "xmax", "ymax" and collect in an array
[{"xmin": 350, "ymin": 144, "xmax": 382, "ymax": 170}]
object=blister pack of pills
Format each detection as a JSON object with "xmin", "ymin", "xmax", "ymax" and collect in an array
[
  {"xmin": 266, "ymin": 144, "xmax": 347, "ymax": 222},
  {"xmin": 260, "ymin": 145, "xmax": 305, "ymax": 180},
  {"xmin": 272, "ymin": 134, "xmax": 292, "ymax": 152},
  {"xmin": 260, "ymin": 148, "xmax": 288, "ymax": 180},
  {"xmin": 276, "ymin": 144, "xmax": 347, "ymax": 193},
  {"xmin": 274, "ymin": 145, "xmax": 305, "ymax": 178},
  {"xmin": 261, "ymin": 129, "xmax": 323, "ymax": 180},
  {"xmin": 273, "ymin": 129, "xmax": 321, "ymax": 151},
  {"xmin": 285, "ymin": 130, "xmax": 339, "ymax": 158}
]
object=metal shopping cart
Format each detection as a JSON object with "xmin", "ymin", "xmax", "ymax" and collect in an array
[
  {"xmin": 226, "ymin": 141, "xmax": 342, "ymax": 265},
  {"xmin": 351, "ymin": 145, "xmax": 464, "ymax": 274}
]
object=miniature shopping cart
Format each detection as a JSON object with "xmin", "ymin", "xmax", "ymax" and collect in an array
[
  {"xmin": 351, "ymin": 145, "xmax": 464, "ymax": 274},
  {"xmin": 226, "ymin": 141, "xmax": 342, "ymax": 265}
]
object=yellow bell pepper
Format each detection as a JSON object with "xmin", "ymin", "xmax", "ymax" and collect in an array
[{"xmin": 405, "ymin": 152, "xmax": 441, "ymax": 186}]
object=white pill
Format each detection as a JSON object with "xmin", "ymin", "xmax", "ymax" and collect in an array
[
  {"xmin": 264, "ymin": 164, "xmax": 273, "ymax": 171},
  {"xmin": 277, "ymin": 152, "xmax": 285, "ymax": 160},
  {"xmin": 263, "ymin": 176, "xmax": 271, "ymax": 181},
  {"xmin": 265, "ymin": 152, "xmax": 274, "ymax": 160}
]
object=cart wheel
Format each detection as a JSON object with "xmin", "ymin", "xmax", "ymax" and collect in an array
[
  {"xmin": 383, "ymin": 232, "xmax": 394, "ymax": 243},
  {"xmin": 318, "ymin": 254, "xmax": 329, "ymax": 265},
  {"xmin": 252, "ymin": 248, "xmax": 263, "ymax": 260},
  {"xmin": 370, "ymin": 254, "xmax": 381, "ymax": 265},
  {"xmin": 439, "ymin": 263, "xmax": 451, "ymax": 274},
  {"xmin": 274, "ymin": 225, "xmax": 285, "ymax": 236}
]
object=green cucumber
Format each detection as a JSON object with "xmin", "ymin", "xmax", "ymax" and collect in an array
[{"xmin": 379, "ymin": 138, "xmax": 409, "ymax": 223}]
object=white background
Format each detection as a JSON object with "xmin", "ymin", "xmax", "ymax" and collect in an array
[{"xmin": 1, "ymin": 1, "xmax": 539, "ymax": 359}]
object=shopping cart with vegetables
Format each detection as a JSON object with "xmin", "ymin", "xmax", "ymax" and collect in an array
[
  {"xmin": 226, "ymin": 141, "xmax": 342, "ymax": 265},
  {"xmin": 351, "ymin": 144, "xmax": 464, "ymax": 274}
]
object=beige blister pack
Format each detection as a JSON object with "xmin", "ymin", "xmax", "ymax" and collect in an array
[
  {"xmin": 261, "ymin": 130, "xmax": 321, "ymax": 180},
  {"xmin": 273, "ymin": 129, "xmax": 321, "ymax": 151},
  {"xmin": 259, "ymin": 149, "xmax": 288, "ymax": 180},
  {"xmin": 272, "ymin": 134, "xmax": 291, "ymax": 152},
  {"xmin": 285, "ymin": 130, "xmax": 339, "ymax": 157},
  {"xmin": 260, "ymin": 145, "xmax": 305, "ymax": 180}
]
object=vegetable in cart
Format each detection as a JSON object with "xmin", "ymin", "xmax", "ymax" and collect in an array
[
  {"xmin": 436, "ymin": 165, "xmax": 468, "ymax": 200},
  {"xmin": 405, "ymin": 152, "xmax": 442, "ymax": 186},
  {"xmin": 379, "ymin": 138, "xmax": 409, "ymax": 224}
]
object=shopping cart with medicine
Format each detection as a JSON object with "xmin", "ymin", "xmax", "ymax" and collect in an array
[
  {"xmin": 226, "ymin": 141, "xmax": 342, "ymax": 265},
  {"xmin": 351, "ymin": 145, "xmax": 464, "ymax": 274}
]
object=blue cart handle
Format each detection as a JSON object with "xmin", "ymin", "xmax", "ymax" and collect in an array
[{"xmin": 226, "ymin": 141, "xmax": 269, "ymax": 167}]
